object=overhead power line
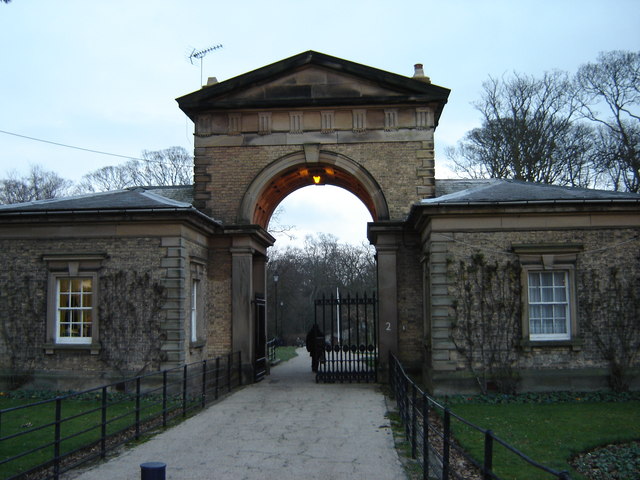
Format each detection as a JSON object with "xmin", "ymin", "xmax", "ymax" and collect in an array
[
  {"xmin": 0, "ymin": 128, "xmax": 145, "ymax": 161},
  {"xmin": 0, "ymin": 129, "xmax": 195, "ymax": 168}
]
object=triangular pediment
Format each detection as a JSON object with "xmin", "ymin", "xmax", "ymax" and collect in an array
[
  {"xmin": 216, "ymin": 65, "xmax": 413, "ymax": 104},
  {"xmin": 177, "ymin": 51, "xmax": 450, "ymax": 116}
]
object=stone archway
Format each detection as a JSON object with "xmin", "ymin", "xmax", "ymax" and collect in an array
[
  {"xmin": 176, "ymin": 51, "xmax": 450, "ymax": 382},
  {"xmin": 239, "ymin": 147, "xmax": 389, "ymax": 228}
]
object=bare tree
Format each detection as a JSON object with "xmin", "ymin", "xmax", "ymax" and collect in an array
[
  {"xmin": 98, "ymin": 271, "xmax": 167, "ymax": 377},
  {"xmin": 575, "ymin": 51, "xmax": 640, "ymax": 192},
  {"xmin": 75, "ymin": 165, "xmax": 134, "ymax": 192},
  {"xmin": 0, "ymin": 268, "xmax": 45, "ymax": 389},
  {"xmin": 582, "ymin": 263, "xmax": 640, "ymax": 392},
  {"xmin": 447, "ymin": 72, "xmax": 596, "ymax": 188},
  {"xmin": 451, "ymin": 253, "xmax": 522, "ymax": 394},
  {"xmin": 79, "ymin": 146, "xmax": 193, "ymax": 192},
  {"xmin": 0, "ymin": 165, "xmax": 72, "ymax": 204},
  {"xmin": 267, "ymin": 205, "xmax": 295, "ymax": 239},
  {"xmin": 267, "ymin": 234, "xmax": 376, "ymax": 341}
]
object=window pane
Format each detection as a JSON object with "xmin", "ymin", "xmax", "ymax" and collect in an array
[
  {"xmin": 59, "ymin": 323, "xmax": 70, "ymax": 337},
  {"xmin": 541, "ymin": 287, "xmax": 553, "ymax": 302},
  {"xmin": 70, "ymin": 294, "xmax": 81, "ymax": 308},
  {"xmin": 541, "ymin": 304, "xmax": 554, "ymax": 318},
  {"xmin": 71, "ymin": 279, "xmax": 82, "ymax": 292},
  {"xmin": 540, "ymin": 273, "xmax": 553, "ymax": 286},
  {"xmin": 59, "ymin": 278, "xmax": 70, "ymax": 292},
  {"xmin": 530, "ymin": 317, "xmax": 541, "ymax": 334},
  {"xmin": 59, "ymin": 293, "xmax": 69, "ymax": 308},
  {"xmin": 82, "ymin": 278, "xmax": 93, "ymax": 292},
  {"xmin": 82, "ymin": 293, "xmax": 92, "ymax": 308},
  {"xmin": 529, "ymin": 287, "xmax": 540, "ymax": 302}
]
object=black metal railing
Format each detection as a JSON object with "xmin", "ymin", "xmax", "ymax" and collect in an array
[
  {"xmin": 389, "ymin": 353, "xmax": 572, "ymax": 480},
  {"xmin": 0, "ymin": 352, "xmax": 242, "ymax": 480}
]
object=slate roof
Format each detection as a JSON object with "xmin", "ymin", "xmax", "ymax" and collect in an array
[
  {"xmin": 176, "ymin": 50, "xmax": 450, "ymax": 118},
  {"xmin": 0, "ymin": 186, "xmax": 201, "ymax": 215},
  {"xmin": 427, "ymin": 179, "xmax": 640, "ymax": 205}
]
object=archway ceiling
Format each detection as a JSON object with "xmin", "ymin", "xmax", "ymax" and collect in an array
[{"xmin": 254, "ymin": 164, "xmax": 376, "ymax": 228}]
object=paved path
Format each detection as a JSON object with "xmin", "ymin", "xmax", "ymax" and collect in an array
[{"xmin": 65, "ymin": 349, "xmax": 407, "ymax": 480}]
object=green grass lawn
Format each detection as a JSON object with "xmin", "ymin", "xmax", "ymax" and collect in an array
[
  {"xmin": 0, "ymin": 395, "xmax": 182, "ymax": 479},
  {"xmin": 449, "ymin": 401, "xmax": 640, "ymax": 480},
  {"xmin": 275, "ymin": 346, "xmax": 298, "ymax": 363}
]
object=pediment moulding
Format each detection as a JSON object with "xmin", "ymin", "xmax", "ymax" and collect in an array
[{"xmin": 178, "ymin": 51, "xmax": 449, "ymax": 146}]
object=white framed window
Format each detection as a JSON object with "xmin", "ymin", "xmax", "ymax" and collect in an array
[
  {"xmin": 55, "ymin": 276, "xmax": 95, "ymax": 345},
  {"xmin": 514, "ymin": 244, "xmax": 581, "ymax": 345},
  {"xmin": 527, "ymin": 271, "xmax": 571, "ymax": 341},
  {"xmin": 191, "ymin": 279, "xmax": 199, "ymax": 343},
  {"xmin": 43, "ymin": 254, "xmax": 105, "ymax": 352}
]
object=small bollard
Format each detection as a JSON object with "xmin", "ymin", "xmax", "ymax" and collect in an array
[{"xmin": 140, "ymin": 461, "xmax": 166, "ymax": 480}]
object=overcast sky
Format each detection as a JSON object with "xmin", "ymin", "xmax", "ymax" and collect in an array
[{"xmin": 1, "ymin": 0, "xmax": 638, "ymax": 246}]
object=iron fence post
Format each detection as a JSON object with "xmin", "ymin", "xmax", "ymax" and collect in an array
[
  {"xmin": 215, "ymin": 357, "xmax": 220, "ymax": 400},
  {"xmin": 182, "ymin": 365, "xmax": 188, "ymax": 417},
  {"xmin": 135, "ymin": 377, "xmax": 141, "ymax": 440},
  {"xmin": 162, "ymin": 370, "xmax": 167, "ymax": 428},
  {"xmin": 53, "ymin": 397, "xmax": 62, "ymax": 479},
  {"xmin": 422, "ymin": 392, "xmax": 429, "ymax": 480},
  {"xmin": 443, "ymin": 407, "xmax": 451, "ymax": 480},
  {"xmin": 101, "ymin": 386, "xmax": 107, "ymax": 459},
  {"xmin": 483, "ymin": 430, "xmax": 494, "ymax": 480},
  {"xmin": 237, "ymin": 351, "xmax": 242, "ymax": 387},
  {"xmin": 201, "ymin": 360, "xmax": 207, "ymax": 408},
  {"xmin": 411, "ymin": 382, "xmax": 417, "ymax": 459},
  {"xmin": 227, "ymin": 352, "xmax": 232, "ymax": 392}
]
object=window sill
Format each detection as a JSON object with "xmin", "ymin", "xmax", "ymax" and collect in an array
[
  {"xmin": 520, "ymin": 338, "xmax": 583, "ymax": 352},
  {"xmin": 44, "ymin": 343, "xmax": 101, "ymax": 355}
]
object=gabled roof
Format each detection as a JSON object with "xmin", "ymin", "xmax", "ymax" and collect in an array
[
  {"xmin": 176, "ymin": 51, "xmax": 450, "ymax": 123},
  {"xmin": 425, "ymin": 179, "xmax": 640, "ymax": 205},
  {"xmin": 0, "ymin": 187, "xmax": 194, "ymax": 214}
]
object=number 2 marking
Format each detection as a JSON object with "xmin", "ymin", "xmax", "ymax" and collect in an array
[{"xmin": 385, "ymin": 322, "xmax": 391, "ymax": 331}]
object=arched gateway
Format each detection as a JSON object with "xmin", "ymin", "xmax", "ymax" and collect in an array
[{"xmin": 177, "ymin": 51, "xmax": 450, "ymax": 381}]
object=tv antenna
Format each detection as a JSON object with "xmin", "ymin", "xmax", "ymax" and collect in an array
[{"xmin": 189, "ymin": 44, "xmax": 223, "ymax": 86}]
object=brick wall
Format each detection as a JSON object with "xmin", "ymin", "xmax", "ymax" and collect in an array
[
  {"xmin": 195, "ymin": 140, "xmax": 435, "ymax": 224},
  {"xmin": 425, "ymin": 225, "xmax": 640, "ymax": 393}
]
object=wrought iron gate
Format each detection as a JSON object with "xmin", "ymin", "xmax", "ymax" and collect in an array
[{"xmin": 314, "ymin": 292, "xmax": 378, "ymax": 383}]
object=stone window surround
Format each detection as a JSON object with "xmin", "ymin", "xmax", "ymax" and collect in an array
[
  {"xmin": 42, "ymin": 254, "xmax": 107, "ymax": 355},
  {"xmin": 513, "ymin": 245, "xmax": 582, "ymax": 351},
  {"xmin": 55, "ymin": 276, "xmax": 95, "ymax": 345}
]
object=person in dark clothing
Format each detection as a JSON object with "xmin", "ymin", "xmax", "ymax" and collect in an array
[{"xmin": 305, "ymin": 323, "xmax": 325, "ymax": 373}]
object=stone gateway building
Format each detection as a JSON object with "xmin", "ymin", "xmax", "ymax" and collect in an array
[{"xmin": 0, "ymin": 51, "xmax": 638, "ymax": 393}]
